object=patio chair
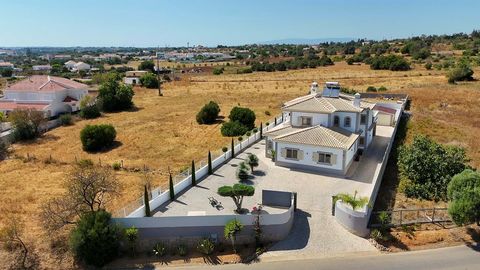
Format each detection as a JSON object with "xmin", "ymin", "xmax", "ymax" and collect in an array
[
  {"xmin": 215, "ymin": 201, "xmax": 223, "ymax": 210},
  {"xmin": 208, "ymin": 197, "xmax": 218, "ymax": 207}
]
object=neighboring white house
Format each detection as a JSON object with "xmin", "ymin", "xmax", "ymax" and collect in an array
[
  {"xmin": 64, "ymin": 60, "xmax": 77, "ymax": 70},
  {"xmin": 264, "ymin": 81, "xmax": 378, "ymax": 175},
  {"xmin": 32, "ymin": 65, "xmax": 52, "ymax": 72},
  {"xmin": 124, "ymin": 70, "xmax": 148, "ymax": 85},
  {"xmin": 0, "ymin": 75, "xmax": 89, "ymax": 117},
  {"xmin": 0, "ymin": 61, "xmax": 14, "ymax": 70},
  {"xmin": 72, "ymin": 62, "xmax": 91, "ymax": 72}
]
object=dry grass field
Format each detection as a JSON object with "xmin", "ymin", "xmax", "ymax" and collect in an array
[{"xmin": 1, "ymin": 61, "xmax": 479, "ymax": 268}]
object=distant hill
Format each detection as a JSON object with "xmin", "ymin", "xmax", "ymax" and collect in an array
[{"xmin": 261, "ymin": 37, "xmax": 357, "ymax": 45}]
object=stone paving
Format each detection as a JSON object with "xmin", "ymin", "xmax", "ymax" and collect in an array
[{"xmin": 152, "ymin": 125, "xmax": 395, "ymax": 258}]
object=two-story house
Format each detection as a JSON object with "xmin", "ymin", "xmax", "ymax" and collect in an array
[{"xmin": 264, "ymin": 81, "xmax": 377, "ymax": 175}]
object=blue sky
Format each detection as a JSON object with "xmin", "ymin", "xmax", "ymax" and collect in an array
[{"xmin": 1, "ymin": 0, "xmax": 479, "ymax": 47}]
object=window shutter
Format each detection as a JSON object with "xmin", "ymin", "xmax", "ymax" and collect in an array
[
  {"xmin": 331, "ymin": 154, "xmax": 337, "ymax": 165},
  {"xmin": 297, "ymin": 150, "xmax": 304, "ymax": 160},
  {"xmin": 281, "ymin": 148, "xmax": 286, "ymax": 158},
  {"xmin": 312, "ymin": 152, "xmax": 319, "ymax": 162}
]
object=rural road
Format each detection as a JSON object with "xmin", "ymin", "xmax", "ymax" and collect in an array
[{"xmin": 167, "ymin": 245, "xmax": 480, "ymax": 270}]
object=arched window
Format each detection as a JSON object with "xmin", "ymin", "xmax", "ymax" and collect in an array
[
  {"xmin": 333, "ymin": 116, "xmax": 340, "ymax": 126},
  {"xmin": 344, "ymin": 117, "xmax": 351, "ymax": 127}
]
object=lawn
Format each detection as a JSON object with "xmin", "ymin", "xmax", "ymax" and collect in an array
[{"xmin": 1, "ymin": 61, "xmax": 479, "ymax": 268}]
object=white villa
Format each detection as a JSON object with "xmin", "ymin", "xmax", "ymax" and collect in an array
[
  {"xmin": 0, "ymin": 75, "xmax": 89, "ymax": 117},
  {"xmin": 124, "ymin": 70, "xmax": 148, "ymax": 85},
  {"xmin": 265, "ymin": 82, "xmax": 378, "ymax": 175},
  {"xmin": 64, "ymin": 61, "xmax": 91, "ymax": 72}
]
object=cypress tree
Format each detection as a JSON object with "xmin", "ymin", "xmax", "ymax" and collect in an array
[
  {"xmin": 208, "ymin": 150, "xmax": 213, "ymax": 174},
  {"xmin": 144, "ymin": 185, "xmax": 151, "ymax": 217},
  {"xmin": 191, "ymin": 160, "xmax": 196, "ymax": 186},
  {"xmin": 260, "ymin": 122, "xmax": 263, "ymax": 138},
  {"xmin": 169, "ymin": 172, "xmax": 175, "ymax": 201},
  {"xmin": 231, "ymin": 138, "xmax": 235, "ymax": 158}
]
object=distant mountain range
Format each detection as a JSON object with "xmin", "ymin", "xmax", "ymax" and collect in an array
[{"xmin": 261, "ymin": 37, "xmax": 358, "ymax": 45}]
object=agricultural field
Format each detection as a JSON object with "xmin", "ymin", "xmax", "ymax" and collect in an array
[{"xmin": 1, "ymin": 61, "xmax": 479, "ymax": 267}]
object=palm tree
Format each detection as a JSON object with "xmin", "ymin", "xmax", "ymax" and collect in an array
[{"xmin": 335, "ymin": 190, "xmax": 369, "ymax": 211}]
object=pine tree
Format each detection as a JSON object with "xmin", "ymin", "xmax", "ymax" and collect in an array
[
  {"xmin": 191, "ymin": 160, "xmax": 196, "ymax": 186},
  {"xmin": 208, "ymin": 150, "xmax": 213, "ymax": 174},
  {"xmin": 169, "ymin": 172, "xmax": 175, "ymax": 201},
  {"xmin": 231, "ymin": 138, "xmax": 235, "ymax": 158},
  {"xmin": 144, "ymin": 185, "xmax": 151, "ymax": 217}
]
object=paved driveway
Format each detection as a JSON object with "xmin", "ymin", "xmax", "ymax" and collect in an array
[{"xmin": 153, "ymin": 126, "xmax": 394, "ymax": 258}]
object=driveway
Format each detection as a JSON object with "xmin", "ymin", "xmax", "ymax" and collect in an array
[{"xmin": 152, "ymin": 126, "xmax": 394, "ymax": 258}]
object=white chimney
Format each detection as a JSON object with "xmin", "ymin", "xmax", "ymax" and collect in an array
[
  {"xmin": 353, "ymin": 93, "xmax": 361, "ymax": 107},
  {"xmin": 310, "ymin": 81, "xmax": 319, "ymax": 95}
]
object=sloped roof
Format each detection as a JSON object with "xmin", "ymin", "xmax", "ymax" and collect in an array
[
  {"xmin": 274, "ymin": 125, "xmax": 359, "ymax": 149},
  {"xmin": 264, "ymin": 123, "xmax": 303, "ymax": 137},
  {"xmin": 0, "ymin": 100, "xmax": 49, "ymax": 111},
  {"xmin": 373, "ymin": 105, "xmax": 396, "ymax": 115},
  {"xmin": 6, "ymin": 75, "xmax": 88, "ymax": 92},
  {"xmin": 282, "ymin": 94, "xmax": 364, "ymax": 113}
]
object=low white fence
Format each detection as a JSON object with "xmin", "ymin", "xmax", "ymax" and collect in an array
[
  {"xmin": 115, "ymin": 115, "xmax": 285, "ymax": 218},
  {"xmin": 334, "ymin": 102, "xmax": 405, "ymax": 237}
]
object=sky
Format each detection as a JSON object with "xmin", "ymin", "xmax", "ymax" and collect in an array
[{"xmin": 1, "ymin": 0, "xmax": 479, "ymax": 47}]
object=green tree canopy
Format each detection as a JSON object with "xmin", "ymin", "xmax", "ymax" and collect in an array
[
  {"xmin": 218, "ymin": 184, "xmax": 255, "ymax": 213},
  {"xmin": 447, "ymin": 169, "xmax": 480, "ymax": 226},
  {"xmin": 228, "ymin": 107, "xmax": 256, "ymax": 129},
  {"xmin": 398, "ymin": 135, "xmax": 469, "ymax": 201},
  {"xmin": 139, "ymin": 72, "xmax": 159, "ymax": 89},
  {"xmin": 138, "ymin": 60, "xmax": 155, "ymax": 73},
  {"xmin": 98, "ymin": 77, "xmax": 135, "ymax": 112},
  {"xmin": 69, "ymin": 210, "xmax": 120, "ymax": 267},
  {"xmin": 196, "ymin": 101, "xmax": 220, "ymax": 124}
]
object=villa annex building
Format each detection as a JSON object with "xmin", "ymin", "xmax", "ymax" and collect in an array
[{"xmin": 265, "ymin": 82, "xmax": 378, "ymax": 175}]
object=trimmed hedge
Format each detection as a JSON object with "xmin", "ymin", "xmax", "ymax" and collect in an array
[{"xmin": 80, "ymin": 124, "xmax": 116, "ymax": 152}]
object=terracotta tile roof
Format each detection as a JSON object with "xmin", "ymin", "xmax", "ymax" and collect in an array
[
  {"xmin": 373, "ymin": 105, "xmax": 396, "ymax": 115},
  {"xmin": 274, "ymin": 125, "xmax": 359, "ymax": 149},
  {"xmin": 0, "ymin": 100, "xmax": 49, "ymax": 110},
  {"xmin": 283, "ymin": 94, "xmax": 364, "ymax": 113},
  {"xmin": 6, "ymin": 75, "xmax": 88, "ymax": 92}
]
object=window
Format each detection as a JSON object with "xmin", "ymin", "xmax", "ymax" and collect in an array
[
  {"xmin": 301, "ymin": 117, "xmax": 312, "ymax": 126},
  {"xmin": 360, "ymin": 114, "xmax": 366, "ymax": 124},
  {"xmin": 333, "ymin": 116, "xmax": 340, "ymax": 126},
  {"xmin": 318, "ymin": 153, "xmax": 332, "ymax": 164},
  {"xmin": 286, "ymin": 149, "xmax": 298, "ymax": 159},
  {"xmin": 359, "ymin": 137, "xmax": 365, "ymax": 146},
  {"xmin": 344, "ymin": 117, "xmax": 351, "ymax": 127}
]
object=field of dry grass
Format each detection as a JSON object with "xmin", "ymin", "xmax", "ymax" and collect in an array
[{"xmin": 1, "ymin": 61, "xmax": 479, "ymax": 268}]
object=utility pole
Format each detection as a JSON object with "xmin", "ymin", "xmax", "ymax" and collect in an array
[{"xmin": 156, "ymin": 47, "xmax": 163, "ymax": 96}]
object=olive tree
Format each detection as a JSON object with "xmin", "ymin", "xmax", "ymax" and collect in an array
[{"xmin": 217, "ymin": 184, "xmax": 255, "ymax": 213}]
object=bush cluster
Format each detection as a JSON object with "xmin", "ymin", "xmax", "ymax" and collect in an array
[
  {"xmin": 98, "ymin": 78, "xmax": 135, "ymax": 112},
  {"xmin": 447, "ymin": 63, "xmax": 474, "ymax": 83},
  {"xmin": 213, "ymin": 67, "xmax": 224, "ymax": 75},
  {"xmin": 220, "ymin": 107, "xmax": 256, "ymax": 137},
  {"xmin": 80, "ymin": 124, "xmax": 116, "ymax": 152},
  {"xmin": 59, "ymin": 114, "xmax": 73, "ymax": 126},
  {"xmin": 139, "ymin": 72, "xmax": 159, "ymax": 88},
  {"xmin": 196, "ymin": 101, "xmax": 220, "ymax": 124},
  {"xmin": 369, "ymin": 55, "xmax": 410, "ymax": 71},
  {"xmin": 250, "ymin": 55, "xmax": 333, "ymax": 72}
]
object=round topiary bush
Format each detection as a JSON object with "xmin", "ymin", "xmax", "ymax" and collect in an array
[
  {"xmin": 221, "ymin": 121, "xmax": 248, "ymax": 137},
  {"xmin": 228, "ymin": 107, "xmax": 256, "ymax": 129},
  {"xmin": 80, "ymin": 124, "xmax": 116, "ymax": 152}
]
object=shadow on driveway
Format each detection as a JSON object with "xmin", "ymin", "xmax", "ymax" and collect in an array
[{"xmin": 268, "ymin": 209, "xmax": 311, "ymax": 251}]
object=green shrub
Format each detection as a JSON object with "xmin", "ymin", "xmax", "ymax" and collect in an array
[
  {"xmin": 264, "ymin": 110, "xmax": 271, "ymax": 116},
  {"xmin": 80, "ymin": 124, "xmax": 117, "ymax": 152},
  {"xmin": 221, "ymin": 121, "xmax": 248, "ymax": 137},
  {"xmin": 112, "ymin": 162, "xmax": 121, "ymax": 170},
  {"xmin": 177, "ymin": 244, "xmax": 188, "ymax": 257},
  {"xmin": 197, "ymin": 238, "xmax": 215, "ymax": 255},
  {"xmin": 125, "ymin": 226, "xmax": 138, "ymax": 256},
  {"xmin": 370, "ymin": 229, "xmax": 383, "ymax": 241},
  {"xmin": 228, "ymin": 107, "xmax": 256, "ymax": 129},
  {"xmin": 366, "ymin": 86, "xmax": 377, "ymax": 92},
  {"xmin": 59, "ymin": 114, "xmax": 73, "ymax": 126},
  {"xmin": 153, "ymin": 242, "xmax": 167, "ymax": 257},
  {"xmin": 69, "ymin": 210, "xmax": 120, "ymax": 267},
  {"xmin": 196, "ymin": 101, "xmax": 220, "ymax": 124},
  {"xmin": 98, "ymin": 78, "xmax": 135, "ymax": 112},
  {"xmin": 398, "ymin": 135, "xmax": 468, "ymax": 201},
  {"xmin": 138, "ymin": 60, "xmax": 155, "ymax": 72},
  {"xmin": 378, "ymin": 86, "xmax": 387, "ymax": 92},
  {"xmin": 447, "ymin": 169, "xmax": 480, "ymax": 226},
  {"xmin": 425, "ymin": 62, "xmax": 433, "ymax": 70},
  {"xmin": 139, "ymin": 72, "xmax": 159, "ymax": 89},
  {"xmin": 369, "ymin": 55, "xmax": 410, "ymax": 71},
  {"xmin": 447, "ymin": 63, "xmax": 474, "ymax": 83},
  {"xmin": 9, "ymin": 109, "xmax": 45, "ymax": 141},
  {"xmin": 77, "ymin": 158, "xmax": 94, "ymax": 167},
  {"xmin": 236, "ymin": 162, "xmax": 250, "ymax": 182},
  {"xmin": 0, "ymin": 141, "xmax": 9, "ymax": 160},
  {"xmin": 213, "ymin": 67, "xmax": 224, "ymax": 75},
  {"xmin": 80, "ymin": 104, "xmax": 101, "ymax": 119}
]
